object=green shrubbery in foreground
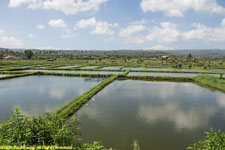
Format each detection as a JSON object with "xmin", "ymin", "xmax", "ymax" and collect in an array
[
  {"xmin": 0, "ymin": 109, "xmax": 111, "ymax": 150},
  {"xmin": 1, "ymin": 109, "xmax": 225, "ymax": 150},
  {"xmin": 187, "ymin": 129, "xmax": 225, "ymax": 150}
]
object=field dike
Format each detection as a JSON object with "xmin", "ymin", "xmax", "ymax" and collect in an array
[{"xmin": 56, "ymin": 75, "xmax": 118, "ymax": 118}]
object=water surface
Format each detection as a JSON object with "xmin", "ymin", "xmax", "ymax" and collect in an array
[
  {"xmin": 0, "ymin": 76, "xmax": 100, "ymax": 122},
  {"xmin": 0, "ymin": 75, "xmax": 8, "ymax": 77},
  {"xmin": 122, "ymin": 67, "xmax": 143, "ymax": 70},
  {"xmin": 76, "ymin": 80, "xmax": 225, "ymax": 150},
  {"xmin": 147, "ymin": 68, "xmax": 172, "ymax": 71},
  {"xmin": 128, "ymin": 72, "xmax": 220, "ymax": 77},
  {"xmin": 57, "ymin": 66, "xmax": 79, "ymax": 69},
  {"xmin": 81, "ymin": 66, "xmax": 99, "ymax": 69},
  {"xmin": 181, "ymin": 69, "xmax": 206, "ymax": 72},
  {"xmin": 23, "ymin": 70, "xmax": 122, "ymax": 74},
  {"xmin": 101, "ymin": 67, "xmax": 121, "ymax": 70}
]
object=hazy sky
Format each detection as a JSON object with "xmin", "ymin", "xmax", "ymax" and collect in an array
[{"xmin": 1, "ymin": 0, "xmax": 225, "ymax": 50}]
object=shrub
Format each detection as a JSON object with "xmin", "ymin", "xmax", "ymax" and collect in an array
[
  {"xmin": 187, "ymin": 129, "xmax": 225, "ymax": 150},
  {"xmin": 0, "ymin": 108, "xmax": 80, "ymax": 146}
]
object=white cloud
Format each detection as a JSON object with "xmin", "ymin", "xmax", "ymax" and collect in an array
[
  {"xmin": 76, "ymin": 17, "xmax": 97, "ymax": 29},
  {"xmin": 8, "ymin": 0, "xmax": 108, "ymax": 15},
  {"xmin": 138, "ymin": 103, "xmax": 217, "ymax": 130},
  {"xmin": 104, "ymin": 37, "xmax": 114, "ymax": 42},
  {"xmin": 140, "ymin": 0, "xmax": 225, "ymax": 17},
  {"xmin": 76, "ymin": 17, "xmax": 118, "ymax": 35},
  {"xmin": 0, "ymin": 29, "xmax": 5, "ymax": 35},
  {"xmin": 0, "ymin": 28, "xmax": 23, "ymax": 48},
  {"xmin": 48, "ymin": 19, "xmax": 67, "ymax": 28},
  {"xmin": 146, "ymin": 19, "xmax": 225, "ymax": 43},
  {"xmin": 147, "ymin": 45, "xmax": 172, "ymax": 50},
  {"xmin": 146, "ymin": 22, "xmax": 183, "ymax": 43},
  {"xmin": 125, "ymin": 36, "xmax": 147, "ymax": 45},
  {"xmin": 130, "ymin": 19, "xmax": 147, "ymax": 25},
  {"xmin": 61, "ymin": 28, "xmax": 75, "ymax": 38},
  {"xmin": 119, "ymin": 24, "xmax": 146, "ymax": 37},
  {"xmin": 28, "ymin": 33, "xmax": 34, "ymax": 38},
  {"xmin": 36, "ymin": 24, "xmax": 45, "ymax": 30}
]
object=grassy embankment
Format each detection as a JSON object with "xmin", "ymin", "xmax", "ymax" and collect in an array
[
  {"xmin": 193, "ymin": 75, "xmax": 225, "ymax": 92},
  {"xmin": 56, "ymin": 75, "xmax": 118, "ymax": 118}
]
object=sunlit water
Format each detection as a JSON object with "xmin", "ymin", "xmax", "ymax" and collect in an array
[
  {"xmin": 0, "ymin": 76, "xmax": 100, "ymax": 122},
  {"xmin": 23, "ymin": 70, "xmax": 123, "ymax": 74},
  {"xmin": 181, "ymin": 69, "xmax": 206, "ymax": 72},
  {"xmin": 81, "ymin": 66, "xmax": 99, "ymax": 69},
  {"xmin": 101, "ymin": 67, "xmax": 121, "ymax": 70},
  {"xmin": 147, "ymin": 68, "xmax": 172, "ymax": 71},
  {"xmin": 122, "ymin": 67, "xmax": 143, "ymax": 70},
  {"xmin": 57, "ymin": 66, "xmax": 80, "ymax": 69},
  {"xmin": 76, "ymin": 80, "xmax": 225, "ymax": 150},
  {"xmin": 128, "ymin": 72, "xmax": 221, "ymax": 77},
  {"xmin": 0, "ymin": 75, "xmax": 8, "ymax": 77}
]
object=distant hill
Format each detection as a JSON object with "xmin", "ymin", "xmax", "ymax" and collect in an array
[
  {"xmin": 165, "ymin": 49, "xmax": 225, "ymax": 57},
  {"xmin": 1, "ymin": 47, "xmax": 225, "ymax": 58}
]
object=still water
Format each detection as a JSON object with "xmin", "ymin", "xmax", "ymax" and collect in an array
[
  {"xmin": 147, "ymin": 68, "xmax": 172, "ymax": 71},
  {"xmin": 101, "ymin": 67, "xmax": 121, "ymax": 70},
  {"xmin": 122, "ymin": 67, "xmax": 143, "ymax": 70},
  {"xmin": 0, "ymin": 76, "xmax": 100, "ymax": 122},
  {"xmin": 57, "ymin": 66, "xmax": 80, "ymax": 69},
  {"xmin": 23, "ymin": 70, "xmax": 123, "ymax": 74},
  {"xmin": 128, "ymin": 72, "xmax": 220, "ymax": 77},
  {"xmin": 76, "ymin": 80, "xmax": 225, "ymax": 150},
  {"xmin": 0, "ymin": 75, "xmax": 8, "ymax": 77},
  {"xmin": 81, "ymin": 66, "xmax": 99, "ymax": 69},
  {"xmin": 181, "ymin": 69, "xmax": 206, "ymax": 72}
]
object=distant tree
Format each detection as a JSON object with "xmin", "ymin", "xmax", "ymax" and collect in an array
[
  {"xmin": 0, "ymin": 53, "xmax": 3, "ymax": 59},
  {"xmin": 187, "ymin": 53, "xmax": 193, "ymax": 62},
  {"xmin": 24, "ymin": 50, "xmax": 34, "ymax": 59},
  {"xmin": 188, "ymin": 63, "xmax": 192, "ymax": 69}
]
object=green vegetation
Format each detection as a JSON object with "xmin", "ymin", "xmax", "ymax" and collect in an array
[
  {"xmin": 24, "ymin": 50, "xmax": 34, "ymax": 59},
  {"xmin": 187, "ymin": 129, "xmax": 225, "ymax": 150},
  {"xmin": 0, "ymin": 108, "xmax": 79, "ymax": 146},
  {"xmin": 0, "ymin": 109, "xmax": 111, "ymax": 150},
  {"xmin": 0, "ymin": 49, "xmax": 225, "ymax": 149},
  {"xmin": 194, "ymin": 75, "xmax": 225, "ymax": 92},
  {"xmin": 56, "ymin": 75, "xmax": 118, "ymax": 118}
]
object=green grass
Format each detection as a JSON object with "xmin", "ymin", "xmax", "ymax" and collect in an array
[
  {"xmin": 194, "ymin": 75, "xmax": 225, "ymax": 92},
  {"xmin": 56, "ymin": 75, "xmax": 118, "ymax": 118}
]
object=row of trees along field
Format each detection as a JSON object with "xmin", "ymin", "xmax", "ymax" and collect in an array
[{"xmin": 0, "ymin": 49, "xmax": 224, "ymax": 68}]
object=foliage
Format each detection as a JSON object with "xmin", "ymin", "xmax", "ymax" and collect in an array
[
  {"xmin": 0, "ymin": 108, "xmax": 80, "ymax": 146},
  {"xmin": 133, "ymin": 140, "xmax": 140, "ymax": 150},
  {"xmin": 79, "ymin": 142, "xmax": 112, "ymax": 150},
  {"xmin": 24, "ymin": 50, "xmax": 34, "ymax": 59},
  {"xmin": 187, "ymin": 129, "xmax": 225, "ymax": 150}
]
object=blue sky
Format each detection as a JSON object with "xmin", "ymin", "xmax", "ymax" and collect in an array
[{"xmin": 1, "ymin": 0, "xmax": 225, "ymax": 50}]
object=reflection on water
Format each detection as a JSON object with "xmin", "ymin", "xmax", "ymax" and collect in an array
[
  {"xmin": 148, "ymin": 68, "xmax": 172, "ymax": 71},
  {"xmin": 57, "ymin": 66, "xmax": 79, "ymax": 68},
  {"xmin": 128, "ymin": 72, "xmax": 220, "ymax": 77},
  {"xmin": 0, "ymin": 75, "xmax": 8, "ymax": 77},
  {"xmin": 0, "ymin": 76, "xmax": 100, "ymax": 122},
  {"xmin": 122, "ymin": 67, "xmax": 143, "ymax": 70},
  {"xmin": 210, "ymin": 69, "xmax": 225, "ymax": 73},
  {"xmin": 76, "ymin": 80, "xmax": 225, "ymax": 150},
  {"xmin": 101, "ymin": 67, "xmax": 121, "ymax": 70},
  {"xmin": 23, "ymin": 70, "xmax": 122, "ymax": 74},
  {"xmin": 181, "ymin": 69, "xmax": 206, "ymax": 72},
  {"xmin": 81, "ymin": 66, "xmax": 99, "ymax": 69}
]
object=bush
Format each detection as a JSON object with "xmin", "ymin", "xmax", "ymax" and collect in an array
[
  {"xmin": 187, "ymin": 129, "xmax": 225, "ymax": 150},
  {"xmin": 0, "ymin": 108, "xmax": 80, "ymax": 146}
]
